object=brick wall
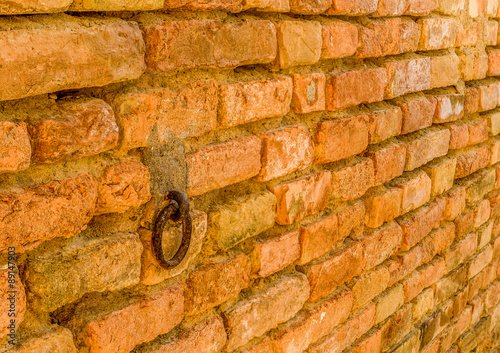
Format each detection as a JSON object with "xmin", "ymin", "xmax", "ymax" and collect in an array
[{"xmin": 1, "ymin": 0, "xmax": 500, "ymax": 352}]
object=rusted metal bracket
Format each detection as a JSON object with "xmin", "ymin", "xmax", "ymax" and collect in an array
[{"xmin": 152, "ymin": 191, "xmax": 192, "ymax": 270}]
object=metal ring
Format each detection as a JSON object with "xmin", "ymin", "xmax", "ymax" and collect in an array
[{"xmin": 152, "ymin": 191, "xmax": 192, "ymax": 270}]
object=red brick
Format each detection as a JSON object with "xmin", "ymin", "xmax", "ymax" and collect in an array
[
  {"xmin": 443, "ymin": 186, "xmax": 466, "ymax": 220},
  {"xmin": 218, "ymin": 77, "xmax": 292, "ymax": 128},
  {"xmin": 184, "ymin": 254, "xmax": 250, "ymax": 315},
  {"xmin": 321, "ymin": 21, "xmax": 359, "ymax": 59},
  {"xmin": 308, "ymin": 304, "xmax": 376, "ymax": 353},
  {"xmin": 302, "ymin": 241, "xmax": 365, "ymax": 302},
  {"xmin": 186, "ymin": 136, "xmax": 261, "ymax": 197},
  {"xmin": 384, "ymin": 56, "xmax": 431, "ymax": 98},
  {"xmin": 290, "ymin": 0, "xmax": 331, "ymax": 13},
  {"xmin": 478, "ymin": 82, "xmax": 500, "ymax": 112},
  {"xmin": 430, "ymin": 53, "xmax": 460, "ymax": 89},
  {"xmin": 148, "ymin": 315, "xmax": 226, "ymax": 353},
  {"xmin": 403, "ymin": 257, "xmax": 445, "ymax": 302},
  {"xmin": 418, "ymin": 18, "xmax": 458, "ymax": 50},
  {"xmin": 0, "ymin": 174, "xmax": 97, "ymax": 253},
  {"xmin": 445, "ymin": 121, "xmax": 469, "ymax": 150},
  {"xmin": 393, "ymin": 94, "xmax": 436, "ymax": 135},
  {"xmin": 223, "ymin": 273, "xmax": 309, "ymax": 351},
  {"xmin": 473, "ymin": 200, "xmax": 491, "ymax": 228},
  {"xmin": 164, "ymin": 0, "xmax": 241, "ymax": 11},
  {"xmin": 326, "ymin": 69, "xmax": 388, "ymax": 110},
  {"xmin": 0, "ymin": 121, "xmax": 30, "ymax": 173},
  {"xmin": 406, "ymin": 0, "xmax": 438, "ymax": 15},
  {"xmin": 291, "ymin": 73, "xmax": 325, "ymax": 113},
  {"xmin": 251, "ymin": 231, "xmax": 300, "ymax": 277},
  {"xmin": 390, "ymin": 170, "xmax": 432, "ymax": 214},
  {"xmin": 327, "ymin": 0, "xmax": 377, "ymax": 15},
  {"xmin": 403, "ymin": 128, "xmax": 450, "ymax": 171},
  {"xmin": 432, "ymin": 93, "xmax": 464, "ymax": 124},
  {"xmin": 454, "ymin": 210, "xmax": 475, "ymax": 238},
  {"xmin": 275, "ymin": 21, "xmax": 322, "ymax": 69},
  {"xmin": 256, "ymin": 125, "xmax": 314, "ymax": 181},
  {"xmin": 467, "ymin": 118, "xmax": 489, "ymax": 146},
  {"xmin": 361, "ymin": 221, "xmax": 403, "ymax": 269},
  {"xmin": 465, "ymin": 87, "xmax": 480, "ymax": 115},
  {"xmin": 95, "ymin": 160, "xmax": 150, "ymax": 215},
  {"xmin": 351, "ymin": 266, "xmax": 391, "ymax": 310},
  {"xmin": 67, "ymin": 283, "xmax": 184, "ymax": 353},
  {"xmin": 28, "ymin": 98, "xmax": 118, "ymax": 164},
  {"xmin": 453, "ymin": 145, "xmax": 491, "ymax": 179},
  {"xmin": 0, "ymin": 15, "xmax": 145, "ymax": 102},
  {"xmin": 298, "ymin": 214, "xmax": 338, "ymax": 265},
  {"xmin": 488, "ymin": 49, "xmax": 500, "ymax": 76},
  {"xmin": 337, "ymin": 200, "xmax": 366, "ymax": 240},
  {"xmin": 380, "ymin": 304, "xmax": 413, "ymax": 351},
  {"xmin": 331, "ymin": 157, "xmax": 375, "ymax": 201},
  {"xmin": 314, "ymin": 114, "xmax": 369, "ymax": 164},
  {"xmin": 10, "ymin": 327, "xmax": 77, "ymax": 353},
  {"xmin": 355, "ymin": 18, "xmax": 421, "ymax": 58},
  {"xmin": 469, "ymin": 245, "xmax": 494, "ymax": 279},
  {"xmin": 0, "ymin": 265, "xmax": 26, "ymax": 338},
  {"xmin": 143, "ymin": 19, "xmax": 276, "ymax": 71},
  {"xmin": 366, "ymin": 105, "xmax": 403, "ymax": 144},
  {"xmin": 364, "ymin": 186, "xmax": 403, "ymax": 228},
  {"xmin": 398, "ymin": 199, "xmax": 445, "ymax": 251},
  {"xmin": 271, "ymin": 288, "xmax": 353, "ymax": 353},
  {"xmin": 365, "ymin": 141, "xmax": 406, "ymax": 185},
  {"xmin": 270, "ymin": 171, "xmax": 332, "ymax": 225},
  {"xmin": 446, "ymin": 233, "xmax": 478, "ymax": 274},
  {"xmin": 422, "ymin": 157, "xmax": 457, "ymax": 196}
]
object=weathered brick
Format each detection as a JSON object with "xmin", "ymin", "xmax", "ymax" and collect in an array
[
  {"xmin": 403, "ymin": 128, "xmax": 450, "ymax": 171},
  {"xmin": 321, "ymin": 21, "xmax": 359, "ymax": 59},
  {"xmin": 406, "ymin": 0, "xmax": 438, "ymax": 15},
  {"xmin": 364, "ymin": 186, "xmax": 403, "ymax": 228},
  {"xmin": 441, "ymin": 307, "xmax": 473, "ymax": 352},
  {"xmin": 0, "ymin": 174, "xmax": 97, "ymax": 254},
  {"xmin": 164, "ymin": 0, "xmax": 241, "ymax": 11},
  {"xmin": 0, "ymin": 121, "xmax": 30, "ymax": 173},
  {"xmin": 445, "ymin": 232, "xmax": 478, "ymax": 273},
  {"xmin": 384, "ymin": 56, "xmax": 431, "ymax": 98},
  {"xmin": 218, "ymin": 77, "xmax": 292, "ymax": 128},
  {"xmin": 251, "ymin": 231, "xmax": 300, "ymax": 277},
  {"xmin": 485, "ymin": 20, "xmax": 498, "ymax": 46},
  {"xmin": 469, "ymin": 0, "xmax": 484, "ymax": 17},
  {"xmin": 465, "ymin": 87, "xmax": 480, "ymax": 115},
  {"xmin": 489, "ymin": 137, "xmax": 500, "ymax": 165},
  {"xmin": 271, "ymin": 288, "xmax": 353, "ymax": 353},
  {"xmin": 301, "ymin": 241, "xmax": 365, "ymax": 302},
  {"xmin": 314, "ymin": 114, "xmax": 369, "ymax": 164},
  {"xmin": 256, "ymin": 125, "xmax": 314, "ymax": 181},
  {"xmin": 422, "ymin": 222, "xmax": 456, "ymax": 259},
  {"xmin": 380, "ymin": 304, "xmax": 413, "ymax": 351},
  {"xmin": 71, "ymin": 0, "xmax": 161, "ymax": 10},
  {"xmin": 432, "ymin": 93, "xmax": 464, "ymax": 123},
  {"xmin": 348, "ymin": 328, "xmax": 383, "ymax": 353},
  {"xmin": 422, "ymin": 157, "xmax": 457, "ymax": 196},
  {"xmin": 430, "ymin": 53, "xmax": 460, "ymax": 89},
  {"xmin": 270, "ymin": 171, "xmax": 332, "ymax": 225},
  {"xmin": 0, "ymin": 15, "xmax": 145, "ymax": 102},
  {"xmin": 454, "ymin": 210, "xmax": 475, "ymax": 238},
  {"xmin": 467, "ymin": 118, "xmax": 489, "ymax": 146},
  {"xmin": 373, "ymin": 0, "xmax": 408, "ymax": 16},
  {"xmin": 326, "ymin": 69, "xmax": 388, "ymax": 110},
  {"xmin": 298, "ymin": 214, "xmax": 338, "ymax": 265},
  {"xmin": 478, "ymin": 82, "xmax": 500, "ymax": 112},
  {"xmin": 411, "ymin": 287, "xmax": 434, "ymax": 324},
  {"xmin": 184, "ymin": 254, "xmax": 250, "ymax": 315},
  {"xmin": 488, "ymin": 49, "xmax": 500, "ymax": 76},
  {"xmin": 443, "ymin": 186, "xmax": 466, "ymax": 220},
  {"xmin": 453, "ymin": 145, "xmax": 491, "ymax": 179},
  {"xmin": 485, "ymin": 111, "xmax": 500, "ymax": 135},
  {"xmin": 25, "ymin": 232, "xmax": 142, "ymax": 311},
  {"xmin": 473, "ymin": 199, "xmax": 491, "ymax": 228},
  {"xmin": 351, "ymin": 266, "xmax": 391, "ymax": 310},
  {"xmin": 437, "ymin": 0, "xmax": 465, "ymax": 15},
  {"xmin": 393, "ymin": 94, "xmax": 436, "ymax": 135},
  {"xmin": 418, "ymin": 18, "xmax": 458, "ymax": 50},
  {"xmin": 308, "ymin": 304, "xmax": 376, "ymax": 353},
  {"xmin": 337, "ymin": 200, "xmax": 366, "ymax": 240},
  {"xmin": 366, "ymin": 105, "xmax": 403, "ymax": 144},
  {"xmin": 9, "ymin": 327, "xmax": 77, "ymax": 353},
  {"xmin": 355, "ymin": 18, "xmax": 421, "ymax": 58},
  {"xmin": 64, "ymin": 283, "xmax": 184, "ymax": 353},
  {"xmin": 142, "ymin": 19, "xmax": 276, "ymax": 71},
  {"xmin": 290, "ymin": 0, "xmax": 331, "ymax": 13},
  {"xmin": 366, "ymin": 141, "xmax": 406, "ymax": 186},
  {"xmin": 244, "ymin": 0, "xmax": 289, "ymax": 11},
  {"xmin": 331, "ymin": 157, "xmax": 375, "ymax": 201},
  {"xmin": 390, "ymin": 170, "xmax": 432, "ymax": 214},
  {"xmin": 376, "ymin": 284, "xmax": 405, "ymax": 324},
  {"xmin": 477, "ymin": 221, "xmax": 493, "ymax": 249},
  {"xmin": 223, "ymin": 273, "xmax": 309, "ymax": 351},
  {"xmin": 291, "ymin": 73, "xmax": 326, "ymax": 113},
  {"xmin": 403, "ymin": 257, "xmax": 445, "ymax": 302},
  {"xmin": 0, "ymin": 265, "xmax": 25, "ymax": 338},
  {"xmin": 275, "ymin": 21, "xmax": 321, "ymax": 69},
  {"xmin": 361, "ymin": 221, "xmax": 403, "ymax": 269},
  {"xmin": 458, "ymin": 50, "xmax": 484, "ymax": 80},
  {"xmin": 327, "ymin": 0, "xmax": 377, "ymax": 15},
  {"xmin": 469, "ymin": 245, "xmax": 493, "ymax": 278},
  {"xmin": 446, "ymin": 121, "xmax": 469, "ymax": 150},
  {"xmin": 240, "ymin": 338, "xmax": 274, "ymax": 353},
  {"xmin": 186, "ymin": 136, "xmax": 261, "ymax": 197}
]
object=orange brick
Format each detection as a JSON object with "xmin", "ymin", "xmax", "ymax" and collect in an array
[
  {"xmin": 355, "ymin": 18, "xmax": 420, "ymax": 58},
  {"xmin": 321, "ymin": 21, "xmax": 358, "ymax": 59},
  {"xmin": 337, "ymin": 200, "xmax": 366, "ymax": 240},
  {"xmin": 314, "ymin": 114, "xmax": 369, "ymax": 164},
  {"xmin": 443, "ymin": 186, "xmax": 466, "ymax": 220},
  {"xmin": 331, "ymin": 157, "xmax": 375, "ymax": 201},
  {"xmin": 271, "ymin": 288, "xmax": 353, "ymax": 353},
  {"xmin": 391, "ymin": 170, "xmax": 432, "ymax": 214},
  {"xmin": 350, "ymin": 266, "xmax": 391, "ymax": 310},
  {"xmin": 142, "ymin": 19, "xmax": 277, "ymax": 71},
  {"xmin": 223, "ymin": 273, "xmax": 309, "ymax": 351},
  {"xmin": 298, "ymin": 214, "xmax": 338, "ymax": 265},
  {"xmin": 275, "ymin": 21, "xmax": 322, "ymax": 69},
  {"xmin": 473, "ymin": 199, "xmax": 491, "ymax": 228},
  {"xmin": 251, "ymin": 231, "xmax": 300, "ymax": 277},
  {"xmin": 407, "ymin": 0, "xmax": 438, "ymax": 15},
  {"xmin": 393, "ymin": 94, "xmax": 436, "ymax": 135},
  {"xmin": 291, "ymin": 73, "xmax": 326, "ymax": 113},
  {"xmin": 422, "ymin": 157, "xmax": 457, "ymax": 196},
  {"xmin": 380, "ymin": 304, "xmax": 413, "ymax": 350},
  {"xmin": 446, "ymin": 232, "xmax": 478, "ymax": 274},
  {"xmin": 403, "ymin": 257, "xmax": 445, "ymax": 302},
  {"xmin": 485, "ymin": 110, "xmax": 500, "ymax": 135},
  {"xmin": 445, "ymin": 121, "xmax": 469, "ymax": 150},
  {"xmin": 0, "ymin": 121, "xmax": 30, "ymax": 173},
  {"xmin": 403, "ymin": 127, "xmax": 450, "ymax": 171},
  {"xmin": 478, "ymin": 82, "xmax": 500, "ymax": 112},
  {"xmin": 243, "ymin": 0, "xmax": 289, "ymax": 11},
  {"xmin": 473, "ymin": 52, "xmax": 489, "ymax": 80},
  {"xmin": 164, "ymin": 0, "xmax": 241, "ymax": 11},
  {"xmin": 255, "ymin": 125, "xmax": 314, "ymax": 181},
  {"xmin": 218, "ymin": 77, "xmax": 292, "ymax": 128},
  {"xmin": 326, "ymin": 69, "xmax": 387, "ymax": 110},
  {"xmin": 490, "ymin": 137, "xmax": 500, "ymax": 165},
  {"xmin": 365, "ymin": 140, "xmax": 407, "ymax": 185},
  {"xmin": 454, "ymin": 210, "xmax": 475, "ymax": 238},
  {"xmin": 453, "ymin": 145, "xmax": 491, "ymax": 179},
  {"xmin": 373, "ymin": 0, "xmax": 408, "ymax": 16},
  {"xmin": 364, "ymin": 186, "xmax": 403, "ymax": 229},
  {"xmin": 240, "ymin": 338, "xmax": 274, "ymax": 353},
  {"xmin": 184, "ymin": 254, "xmax": 250, "ymax": 315},
  {"xmin": 465, "ymin": 87, "xmax": 480, "ymax": 115},
  {"xmin": 469, "ymin": 245, "xmax": 493, "ymax": 279},
  {"xmin": 488, "ymin": 49, "xmax": 500, "ymax": 76},
  {"xmin": 327, "ymin": 0, "xmax": 378, "ymax": 15},
  {"xmin": 366, "ymin": 105, "xmax": 403, "ymax": 144},
  {"xmin": 467, "ymin": 118, "xmax": 489, "ymax": 146},
  {"xmin": 0, "ymin": 265, "xmax": 26, "ymax": 338},
  {"xmin": 375, "ymin": 284, "xmax": 405, "ymax": 324},
  {"xmin": 302, "ymin": 241, "xmax": 365, "ymax": 302},
  {"xmin": 269, "ymin": 171, "xmax": 332, "ymax": 225},
  {"xmin": 423, "ymin": 222, "xmax": 456, "ymax": 258},
  {"xmin": 440, "ymin": 307, "xmax": 472, "ymax": 352},
  {"xmin": 186, "ymin": 136, "xmax": 261, "ymax": 197},
  {"xmin": 418, "ymin": 18, "xmax": 458, "ymax": 50},
  {"xmin": 9, "ymin": 327, "xmax": 77, "ymax": 353},
  {"xmin": 290, "ymin": 0, "xmax": 331, "ymax": 13},
  {"xmin": 458, "ymin": 51, "xmax": 482, "ymax": 80},
  {"xmin": 432, "ymin": 93, "xmax": 464, "ymax": 123},
  {"xmin": 430, "ymin": 53, "xmax": 460, "ymax": 89},
  {"xmin": 343, "ymin": 325, "xmax": 382, "ymax": 353},
  {"xmin": 361, "ymin": 221, "xmax": 403, "ymax": 270},
  {"xmin": 384, "ymin": 56, "xmax": 431, "ymax": 98},
  {"xmin": 485, "ymin": 20, "xmax": 498, "ymax": 46},
  {"xmin": 437, "ymin": 0, "xmax": 465, "ymax": 15}
]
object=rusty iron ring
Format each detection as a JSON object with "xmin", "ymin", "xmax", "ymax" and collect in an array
[{"xmin": 152, "ymin": 191, "xmax": 192, "ymax": 270}]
